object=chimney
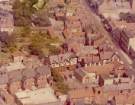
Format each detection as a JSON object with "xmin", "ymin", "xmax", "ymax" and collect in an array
[
  {"xmin": 129, "ymin": 0, "xmax": 133, "ymax": 8},
  {"xmin": 117, "ymin": 73, "xmax": 121, "ymax": 83},
  {"xmin": 131, "ymin": 75, "xmax": 135, "ymax": 82},
  {"xmin": 131, "ymin": 0, "xmax": 135, "ymax": 11},
  {"xmin": 80, "ymin": 58, "xmax": 85, "ymax": 67}
]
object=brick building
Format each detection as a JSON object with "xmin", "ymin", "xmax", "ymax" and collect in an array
[
  {"xmin": 35, "ymin": 65, "xmax": 51, "ymax": 88},
  {"xmin": 8, "ymin": 69, "xmax": 22, "ymax": 94},
  {"xmin": 0, "ymin": 66, "xmax": 8, "ymax": 91},
  {"xmin": 22, "ymin": 69, "xmax": 36, "ymax": 90}
]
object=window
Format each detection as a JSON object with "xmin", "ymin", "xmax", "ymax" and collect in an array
[
  {"xmin": 98, "ymin": 90, "xmax": 101, "ymax": 94},
  {"xmin": 85, "ymin": 77, "xmax": 89, "ymax": 83},
  {"xmin": 66, "ymin": 67, "xmax": 70, "ymax": 70},
  {"xmin": 120, "ymin": 90, "xmax": 123, "ymax": 93}
]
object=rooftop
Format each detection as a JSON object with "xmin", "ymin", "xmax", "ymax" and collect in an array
[
  {"xmin": 0, "ymin": 66, "xmax": 8, "ymax": 84},
  {"xmin": 82, "ymin": 61, "xmax": 124, "ymax": 77},
  {"xmin": 35, "ymin": 65, "xmax": 51, "ymax": 76},
  {"xmin": 99, "ymin": 0, "xmax": 132, "ymax": 19},
  {"xmin": 0, "ymin": 8, "xmax": 14, "ymax": 32},
  {"xmin": 0, "ymin": 96, "xmax": 7, "ymax": 105},
  {"xmin": 49, "ymin": 52, "xmax": 77, "ymax": 66},
  {"xmin": 15, "ymin": 86, "xmax": 59, "ymax": 105},
  {"xmin": 6, "ymin": 62, "xmax": 25, "ymax": 72},
  {"xmin": 122, "ymin": 28, "xmax": 135, "ymax": 38}
]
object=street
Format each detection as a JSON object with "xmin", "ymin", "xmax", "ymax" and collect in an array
[{"xmin": 82, "ymin": 0, "xmax": 135, "ymax": 76}]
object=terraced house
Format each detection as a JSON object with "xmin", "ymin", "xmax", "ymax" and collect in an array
[{"xmin": 49, "ymin": 52, "xmax": 77, "ymax": 70}]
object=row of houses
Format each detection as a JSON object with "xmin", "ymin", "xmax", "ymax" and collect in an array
[
  {"xmin": 97, "ymin": 0, "xmax": 135, "ymax": 59},
  {"xmin": 68, "ymin": 86, "xmax": 135, "ymax": 105},
  {"xmin": 49, "ymin": 46, "xmax": 120, "ymax": 70},
  {"xmin": 98, "ymin": 0, "xmax": 135, "ymax": 20},
  {"xmin": 0, "ymin": 54, "xmax": 52, "ymax": 95},
  {"xmin": 0, "ymin": 0, "xmax": 14, "ymax": 33},
  {"xmin": 15, "ymin": 85, "xmax": 67, "ymax": 105},
  {"xmin": 111, "ymin": 20, "xmax": 135, "ymax": 58},
  {"xmin": 74, "ymin": 60, "xmax": 125, "ymax": 84},
  {"xmin": 0, "ymin": 0, "xmax": 132, "ymax": 105}
]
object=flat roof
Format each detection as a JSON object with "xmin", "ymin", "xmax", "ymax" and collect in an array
[
  {"xmin": 6, "ymin": 62, "xmax": 25, "ymax": 72},
  {"xmin": 123, "ymin": 28, "xmax": 135, "ymax": 38},
  {"xmin": 15, "ymin": 86, "xmax": 58, "ymax": 105}
]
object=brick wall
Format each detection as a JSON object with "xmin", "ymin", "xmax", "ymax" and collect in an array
[
  {"xmin": 22, "ymin": 78, "xmax": 35, "ymax": 90},
  {"xmin": 0, "ymin": 84, "xmax": 8, "ymax": 91},
  {"xmin": 36, "ymin": 75, "xmax": 47, "ymax": 88},
  {"xmin": 8, "ymin": 81, "xmax": 21, "ymax": 94}
]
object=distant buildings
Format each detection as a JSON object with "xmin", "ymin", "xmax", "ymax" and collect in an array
[
  {"xmin": 0, "ymin": 0, "xmax": 14, "ymax": 33},
  {"xmin": 0, "ymin": 55, "xmax": 52, "ymax": 94},
  {"xmin": 98, "ymin": 0, "xmax": 133, "ymax": 20},
  {"xmin": 111, "ymin": 20, "xmax": 135, "ymax": 58},
  {"xmin": 0, "ymin": 0, "xmax": 135, "ymax": 105}
]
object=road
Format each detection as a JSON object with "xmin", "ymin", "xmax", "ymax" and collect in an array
[{"xmin": 81, "ymin": 0, "xmax": 135, "ymax": 76}]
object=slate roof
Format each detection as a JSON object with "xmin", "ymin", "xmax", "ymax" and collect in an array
[
  {"xmin": 68, "ymin": 88, "xmax": 95, "ymax": 99},
  {"xmin": 0, "ymin": 66, "xmax": 8, "ymax": 84},
  {"xmin": 100, "ymin": 51, "xmax": 115, "ymax": 60},
  {"xmin": 22, "ymin": 69, "xmax": 36, "ymax": 80},
  {"xmin": 8, "ymin": 69, "xmax": 22, "ymax": 82},
  {"xmin": 0, "ymin": 31, "xmax": 8, "ymax": 43},
  {"xmin": 74, "ymin": 99, "xmax": 85, "ymax": 105},
  {"xmin": 49, "ymin": 52, "xmax": 76, "ymax": 65},
  {"xmin": 75, "ymin": 68, "xmax": 86, "ymax": 78},
  {"xmin": 35, "ymin": 65, "xmax": 51, "ymax": 76}
]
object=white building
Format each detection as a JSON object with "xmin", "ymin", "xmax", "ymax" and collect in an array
[{"xmin": 15, "ymin": 86, "xmax": 65, "ymax": 105}]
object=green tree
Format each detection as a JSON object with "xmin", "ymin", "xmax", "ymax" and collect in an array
[
  {"xmin": 55, "ymin": 82, "xmax": 69, "ymax": 94},
  {"xmin": 29, "ymin": 34, "xmax": 45, "ymax": 56},
  {"xmin": 13, "ymin": 0, "xmax": 37, "ymax": 26},
  {"xmin": 51, "ymin": 70, "xmax": 69, "ymax": 94},
  {"xmin": 51, "ymin": 70, "xmax": 63, "ymax": 82},
  {"xmin": 6, "ymin": 35, "xmax": 19, "ymax": 53},
  {"xmin": 29, "ymin": 31, "xmax": 60, "ymax": 57}
]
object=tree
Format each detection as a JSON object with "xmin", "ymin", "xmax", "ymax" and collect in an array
[
  {"xmin": 29, "ymin": 34, "xmax": 46, "ymax": 56},
  {"xmin": 13, "ymin": 0, "xmax": 49, "ymax": 26},
  {"xmin": 13, "ymin": 0, "xmax": 37, "ymax": 26},
  {"xmin": 32, "ymin": 12, "xmax": 51, "ymax": 27},
  {"xmin": 18, "ymin": 26, "xmax": 31, "ymax": 37},
  {"xmin": 55, "ymin": 82, "xmax": 69, "ymax": 94},
  {"xmin": 51, "ymin": 70, "xmax": 69, "ymax": 94},
  {"xmin": 51, "ymin": 70, "xmax": 63, "ymax": 82},
  {"xmin": 5, "ymin": 35, "xmax": 19, "ymax": 53},
  {"xmin": 33, "ymin": 0, "xmax": 48, "ymax": 10},
  {"xmin": 29, "ymin": 31, "xmax": 60, "ymax": 57}
]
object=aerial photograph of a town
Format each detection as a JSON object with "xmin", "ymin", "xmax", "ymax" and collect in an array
[{"xmin": 1, "ymin": 0, "xmax": 135, "ymax": 105}]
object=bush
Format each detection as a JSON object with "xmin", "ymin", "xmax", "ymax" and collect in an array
[
  {"xmin": 29, "ymin": 31, "xmax": 60, "ymax": 57},
  {"xmin": 51, "ymin": 70, "xmax": 69, "ymax": 94},
  {"xmin": 55, "ymin": 82, "xmax": 69, "ymax": 94},
  {"xmin": 13, "ymin": 0, "xmax": 37, "ymax": 26}
]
